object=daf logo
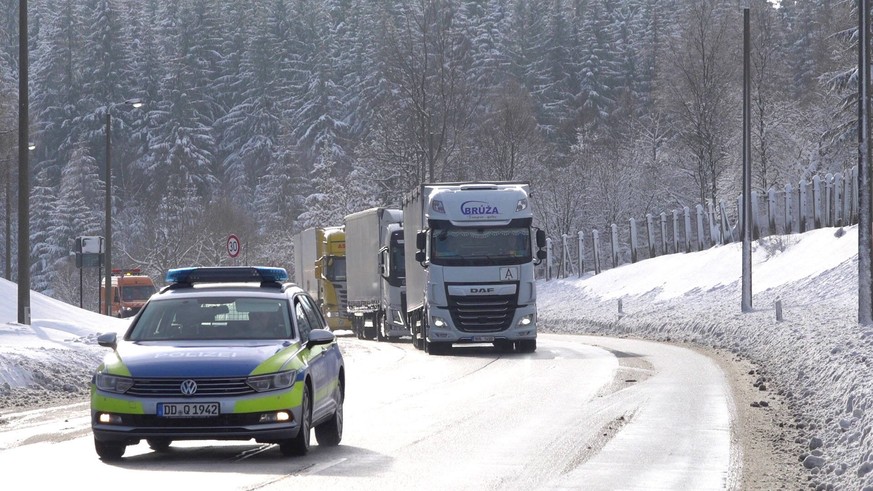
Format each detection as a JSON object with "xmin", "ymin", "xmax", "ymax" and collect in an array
[
  {"xmin": 471, "ymin": 287, "xmax": 495, "ymax": 294},
  {"xmin": 180, "ymin": 379, "xmax": 198, "ymax": 395}
]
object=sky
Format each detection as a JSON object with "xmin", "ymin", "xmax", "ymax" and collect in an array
[{"xmin": 0, "ymin": 225, "xmax": 868, "ymax": 489}]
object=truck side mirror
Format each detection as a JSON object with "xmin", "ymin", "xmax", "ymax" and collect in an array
[
  {"xmin": 415, "ymin": 251, "xmax": 426, "ymax": 263},
  {"xmin": 416, "ymin": 231, "xmax": 427, "ymax": 251},
  {"xmin": 537, "ymin": 250, "xmax": 547, "ymax": 260},
  {"xmin": 536, "ymin": 229, "xmax": 546, "ymax": 248}
]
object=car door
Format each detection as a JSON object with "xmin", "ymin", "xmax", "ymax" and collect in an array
[{"xmin": 294, "ymin": 295, "xmax": 331, "ymax": 421}]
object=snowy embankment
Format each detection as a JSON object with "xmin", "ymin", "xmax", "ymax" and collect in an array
[{"xmin": 537, "ymin": 225, "xmax": 873, "ymax": 491}]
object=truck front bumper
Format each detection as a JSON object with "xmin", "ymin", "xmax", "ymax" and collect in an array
[{"xmin": 425, "ymin": 304, "xmax": 537, "ymax": 344}]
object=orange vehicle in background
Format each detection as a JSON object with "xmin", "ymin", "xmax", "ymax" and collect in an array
[{"xmin": 100, "ymin": 269, "xmax": 157, "ymax": 318}]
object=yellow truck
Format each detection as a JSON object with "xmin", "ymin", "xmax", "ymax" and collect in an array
[{"xmin": 292, "ymin": 227, "xmax": 352, "ymax": 331}]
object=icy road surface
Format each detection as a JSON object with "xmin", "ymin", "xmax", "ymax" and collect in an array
[{"xmin": 0, "ymin": 333, "xmax": 738, "ymax": 490}]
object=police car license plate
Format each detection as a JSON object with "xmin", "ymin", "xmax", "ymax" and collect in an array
[
  {"xmin": 158, "ymin": 402, "xmax": 219, "ymax": 417},
  {"xmin": 472, "ymin": 336, "xmax": 495, "ymax": 342}
]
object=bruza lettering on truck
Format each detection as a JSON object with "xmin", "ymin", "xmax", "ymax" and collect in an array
[{"xmin": 461, "ymin": 201, "xmax": 500, "ymax": 216}]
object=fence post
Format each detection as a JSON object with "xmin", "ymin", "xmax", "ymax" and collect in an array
[
  {"xmin": 629, "ymin": 218, "xmax": 638, "ymax": 263},
  {"xmin": 611, "ymin": 223, "xmax": 620, "ymax": 268},
  {"xmin": 708, "ymin": 202, "xmax": 721, "ymax": 245},
  {"xmin": 696, "ymin": 204, "xmax": 705, "ymax": 250},
  {"xmin": 546, "ymin": 237, "xmax": 553, "ymax": 280},
  {"xmin": 672, "ymin": 209, "xmax": 680, "ymax": 253},
  {"xmin": 813, "ymin": 175, "xmax": 822, "ymax": 229},
  {"xmin": 660, "ymin": 212, "xmax": 668, "ymax": 254},
  {"xmin": 833, "ymin": 172, "xmax": 842, "ymax": 226},
  {"xmin": 852, "ymin": 166, "xmax": 859, "ymax": 224},
  {"xmin": 562, "ymin": 233, "xmax": 574, "ymax": 278},
  {"xmin": 646, "ymin": 213, "xmax": 656, "ymax": 258},
  {"xmin": 682, "ymin": 206, "xmax": 692, "ymax": 252},
  {"xmin": 592, "ymin": 229, "xmax": 602, "ymax": 274},
  {"xmin": 720, "ymin": 201, "xmax": 734, "ymax": 243},
  {"xmin": 825, "ymin": 173, "xmax": 833, "ymax": 227},
  {"xmin": 578, "ymin": 231, "xmax": 585, "ymax": 276},
  {"xmin": 799, "ymin": 179, "xmax": 808, "ymax": 233},
  {"xmin": 784, "ymin": 183, "xmax": 793, "ymax": 234},
  {"xmin": 767, "ymin": 187, "xmax": 777, "ymax": 236},
  {"xmin": 844, "ymin": 170, "xmax": 852, "ymax": 225}
]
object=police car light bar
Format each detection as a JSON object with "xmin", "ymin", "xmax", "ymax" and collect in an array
[{"xmin": 166, "ymin": 267, "xmax": 289, "ymax": 284}]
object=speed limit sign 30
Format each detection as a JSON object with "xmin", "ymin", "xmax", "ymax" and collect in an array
[{"xmin": 227, "ymin": 234, "xmax": 241, "ymax": 258}]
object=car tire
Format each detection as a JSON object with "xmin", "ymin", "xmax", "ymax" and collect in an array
[
  {"xmin": 517, "ymin": 339, "xmax": 537, "ymax": 353},
  {"xmin": 315, "ymin": 384, "xmax": 343, "ymax": 447},
  {"xmin": 95, "ymin": 438, "xmax": 126, "ymax": 461},
  {"xmin": 280, "ymin": 385, "xmax": 311, "ymax": 457},
  {"xmin": 147, "ymin": 438, "xmax": 172, "ymax": 452}
]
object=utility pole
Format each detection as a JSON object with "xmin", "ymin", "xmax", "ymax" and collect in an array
[
  {"xmin": 741, "ymin": 1, "xmax": 753, "ymax": 313},
  {"xmin": 859, "ymin": 0, "xmax": 873, "ymax": 325}
]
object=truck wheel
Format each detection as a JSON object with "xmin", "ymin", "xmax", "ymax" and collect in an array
[
  {"xmin": 376, "ymin": 314, "xmax": 387, "ymax": 342},
  {"xmin": 493, "ymin": 340, "xmax": 514, "ymax": 353},
  {"xmin": 428, "ymin": 342, "xmax": 451, "ymax": 355},
  {"xmin": 517, "ymin": 339, "xmax": 537, "ymax": 353}
]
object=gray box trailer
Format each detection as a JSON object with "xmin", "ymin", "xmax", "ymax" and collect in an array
[
  {"xmin": 291, "ymin": 227, "xmax": 320, "ymax": 299},
  {"xmin": 344, "ymin": 207, "xmax": 408, "ymax": 340}
]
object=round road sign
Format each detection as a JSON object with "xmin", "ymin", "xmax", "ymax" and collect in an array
[{"xmin": 227, "ymin": 234, "xmax": 241, "ymax": 258}]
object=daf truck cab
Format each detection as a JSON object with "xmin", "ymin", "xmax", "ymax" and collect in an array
[{"xmin": 403, "ymin": 182, "xmax": 546, "ymax": 355}]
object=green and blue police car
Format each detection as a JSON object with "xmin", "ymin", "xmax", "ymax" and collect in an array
[{"xmin": 90, "ymin": 266, "xmax": 345, "ymax": 460}]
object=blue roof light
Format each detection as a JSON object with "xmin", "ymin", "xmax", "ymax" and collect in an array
[{"xmin": 166, "ymin": 266, "xmax": 289, "ymax": 284}]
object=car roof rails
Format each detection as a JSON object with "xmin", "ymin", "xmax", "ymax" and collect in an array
[{"xmin": 165, "ymin": 266, "xmax": 288, "ymax": 290}]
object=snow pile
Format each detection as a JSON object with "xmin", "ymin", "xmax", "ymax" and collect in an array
[{"xmin": 538, "ymin": 225, "xmax": 873, "ymax": 491}]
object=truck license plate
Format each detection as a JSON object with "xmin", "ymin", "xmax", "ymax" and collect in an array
[
  {"xmin": 158, "ymin": 402, "xmax": 220, "ymax": 417},
  {"xmin": 472, "ymin": 336, "xmax": 495, "ymax": 342}
]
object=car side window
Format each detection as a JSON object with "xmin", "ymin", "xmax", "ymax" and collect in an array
[
  {"xmin": 295, "ymin": 299, "xmax": 313, "ymax": 343},
  {"xmin": 300, "ymin": 295, "xmax": 326, "ymax": 331}
]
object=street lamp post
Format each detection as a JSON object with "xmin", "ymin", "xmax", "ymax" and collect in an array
[
  {"xmin": 17, "ymin": 0, "xmax": 29, "ymax": 325},
  {"xmin": 103, "ymin": 98, "xmax": 143, "ymax": 316}
]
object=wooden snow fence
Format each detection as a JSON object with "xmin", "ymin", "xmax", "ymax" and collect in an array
[{"xmin": 542, "ymin": 167, "xmax": 859, "ymax": 279}]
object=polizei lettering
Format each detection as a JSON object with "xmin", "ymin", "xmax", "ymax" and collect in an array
[{"xmin": 461, "ymin": 200, "xmax": 499, "ymax": 216}]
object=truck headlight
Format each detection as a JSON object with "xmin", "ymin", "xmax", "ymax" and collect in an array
[
  {"xmin": 94, "ymin": 373, "xmax": 134, "ymax": 394},
  {"xmin": 431, "ymin": 316, "xmax": 448, "ymax": 328},
  {"xmin": 516, "ymin": 314, "xmax": 534, "ymax": 327},
  {"xmin": 247, "ymin": 370, "xmax": 297, "ymax": 392}
]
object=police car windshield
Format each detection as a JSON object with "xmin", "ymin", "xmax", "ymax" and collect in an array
[
  {"xmin": 430, "ymin": 226, "xmax": 531, "ymax": 266},
  {"xmin": 128, "ymin": 297, "xmax": 293, "ymax": 341}
]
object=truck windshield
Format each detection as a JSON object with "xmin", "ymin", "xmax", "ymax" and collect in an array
[
  {"xmin": 430, "ymin": 226, "xmax": 531, "ymax": 266},
  {"xmin": 121, "ymin": 285, "xmax": 157, "ymax": 301},
  {"xmin": 325, "ymin": 257, "xmax": 347, "ymax": 282}
]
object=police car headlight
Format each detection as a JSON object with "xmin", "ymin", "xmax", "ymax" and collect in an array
[
  {"xmin": 247, "ymin": 370, "xmax": 297, "ymax": 392},
  {"xmin": 94, "ymin": 373, "xmax": 134, "ymax": 394},
  {"xmin": 516, "ymin": 314, "xmax": 534, "ymax": 327}
]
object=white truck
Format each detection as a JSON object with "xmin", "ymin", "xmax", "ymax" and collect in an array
[
  {"xmin": 344, "ymin": 207, "xmax": 409, "ymax": 341},
  {"xmin": 402, "ymin": 182, "xmax": 546, "ymax": 355}
]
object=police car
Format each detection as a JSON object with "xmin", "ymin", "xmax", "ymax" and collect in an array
[{"xmin": 90, "ymin": 266, "xmax": 345, "ymax": 460}]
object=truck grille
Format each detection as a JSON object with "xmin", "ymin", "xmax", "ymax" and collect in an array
[
  {"xmin": 447, "ymin": 293, "xmax": 516, "ymax": 332},
  {"xmin": 127, "ymin": 377, "xmax": 256, "ymax": 397}
]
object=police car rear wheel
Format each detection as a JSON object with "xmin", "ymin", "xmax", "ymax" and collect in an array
[
  {"xmin": 280, "ymin": 385, "xmax": 311, "ymax": 456},
  {"xmin": 315, "ymin": 384, "xmax": 343, "ymax": 446},
  {"xmin": 95, "ymin": 438, "xmax": 126, "ymax": 461},
  {"xmin": 147, "ymin": 438, "xmax": 172, "ymax": 452}
]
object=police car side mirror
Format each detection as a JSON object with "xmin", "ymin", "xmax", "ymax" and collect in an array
[
  {"xmin": 97, "ymin": 332, "xmax": 118, "ymax": 349},
  {"xmin": 307, "ymin": 328, "xmax": 335, "ymax": 349}
]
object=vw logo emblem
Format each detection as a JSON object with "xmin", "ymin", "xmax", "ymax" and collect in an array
[{"xmin": 180, "ymin": 379, "xmax": 198, "ymax": 395}]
